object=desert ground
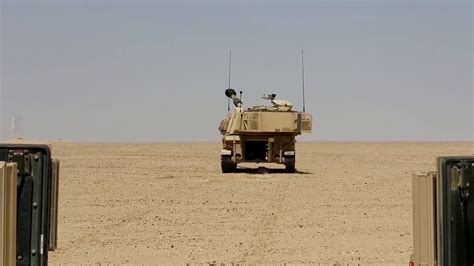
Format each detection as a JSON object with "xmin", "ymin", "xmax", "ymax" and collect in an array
[{"xmin": 47, "ymin": 141, "xmax": 473, "ymax": 265}]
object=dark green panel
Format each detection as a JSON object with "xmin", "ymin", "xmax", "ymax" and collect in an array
[
  {"xmin": 437, "ymin": 156, "xmax": 474, "ymax": 266},
  {"xmin": 0, "ymin": 144, "xmax": 52, "ymax": 266}
]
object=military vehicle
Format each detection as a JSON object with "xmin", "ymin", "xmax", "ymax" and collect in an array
[
  {"xmin": 410, "ymin": 156, "xmax": 473, "ymax": 266},
  {"xmin": 0, "ymin": 142, "xmax": 60, "ymax": 266},
  {"xmin": 218, "ymin": 89, "xmax": 312, "ymax": 173}
]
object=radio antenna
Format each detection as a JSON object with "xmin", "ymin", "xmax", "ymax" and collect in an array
[
  {"xmin": 227, "ymin": 50, "xmax": 232, "ymax": 111},
  {"xmin": 301, "ymin": 49, "xmax": 306, "ymax": 112}
]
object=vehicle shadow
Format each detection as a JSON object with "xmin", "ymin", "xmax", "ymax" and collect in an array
[{"xmin": 234, "ymin": 166, "xmax": 313, "ymax": 175}]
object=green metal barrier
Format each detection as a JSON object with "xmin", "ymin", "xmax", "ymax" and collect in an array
[{"xmin": 0, "ymin": 144, "xmax": 60, "ymax": 266}]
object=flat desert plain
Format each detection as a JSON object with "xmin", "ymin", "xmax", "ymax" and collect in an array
[{"xmin": 48, "ymin": 141, "xmax": 473, "ymax": 265}]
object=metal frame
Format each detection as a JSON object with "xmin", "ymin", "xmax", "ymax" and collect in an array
[
  {"xmin": 0, "ymin": 144, "xmax": 53, "ymax": 266},
  {"xmin": 436, "ymin": 156, "xmax": 474, "ymax": 266}
]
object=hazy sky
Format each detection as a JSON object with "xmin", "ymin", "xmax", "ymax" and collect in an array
[{"xmin": 1, "ymin": 1, "xmax": 472, "ymax": 142}]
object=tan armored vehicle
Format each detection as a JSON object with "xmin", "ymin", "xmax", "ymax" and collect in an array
[
  {"xmin": 218, "ymin": 89, "xmax": 312, "ymax": 173},
  {"xmin": 410, "ymin": 156, "xmax": 473, "ymax": 266}
]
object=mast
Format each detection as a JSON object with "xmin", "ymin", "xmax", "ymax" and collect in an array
[
  {"xmin": 227, "ymin": 50, "xmax": 232, "ymax": 111},
  {"xmin": 301, "ymin": 49, "xmax": 306, "ymax": 112}
]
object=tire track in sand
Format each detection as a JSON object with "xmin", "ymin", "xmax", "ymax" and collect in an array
[{"xmin": 239, "ymin": 176, "xmax": 290, "ymax": 263}]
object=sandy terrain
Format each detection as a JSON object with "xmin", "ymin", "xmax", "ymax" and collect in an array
[{"xmin": 47, "ymin": 142, "xmax": 473, "ymax": 265}]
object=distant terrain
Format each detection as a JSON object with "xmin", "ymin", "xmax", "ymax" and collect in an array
[{"xmin": 48, "ymin": 141, "xmax": 473, "ymax": 264}]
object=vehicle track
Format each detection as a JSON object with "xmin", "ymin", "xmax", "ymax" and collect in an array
[{"xmin": 239, "ymin": 177, "xmax": 290, "ymax": 263}]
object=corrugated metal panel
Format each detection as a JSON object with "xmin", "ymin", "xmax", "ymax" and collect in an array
[
  {"xmin": 1, "ymin": 162, "xmax": 18, "ymax": 266},
  {"xmin": 412, "ymin": 172, "xmax": 437, "ymax": 266}
]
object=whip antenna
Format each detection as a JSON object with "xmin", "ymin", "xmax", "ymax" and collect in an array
[
  {"xmin": 301, "ymin": 49, "xmax": 306, "ymax": 112},
  {"xmin": 227, "ymin": 50, "xmax": 232, "ymax": 111}
]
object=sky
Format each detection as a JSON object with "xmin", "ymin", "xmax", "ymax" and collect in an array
[{"xmin": 0, "ymin": 1, "xmax": 472, "ymax": 142}]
